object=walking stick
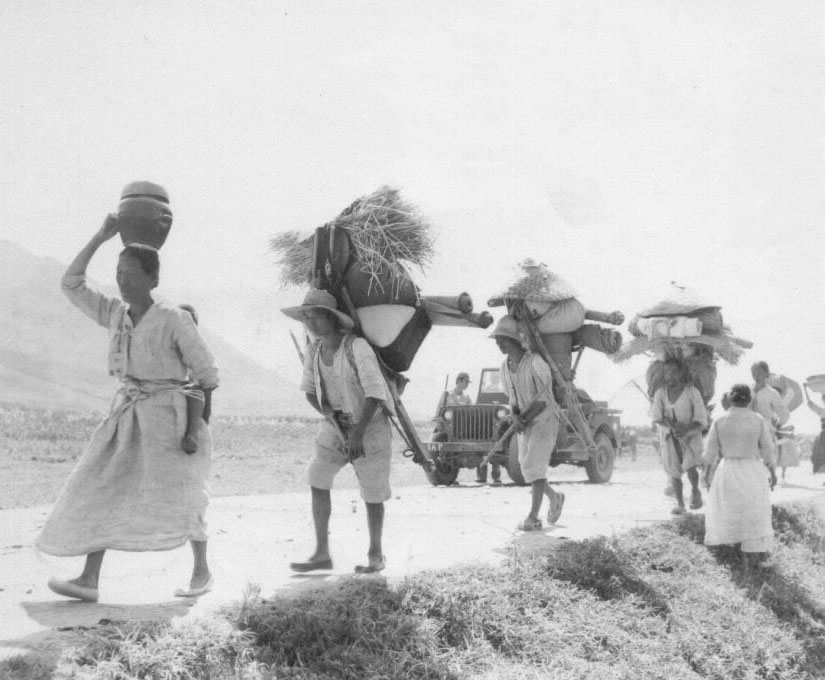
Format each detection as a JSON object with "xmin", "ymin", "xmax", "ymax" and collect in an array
[{"xmin": 478, "ymin": 398, "xmax": 549, "ymax": 468}]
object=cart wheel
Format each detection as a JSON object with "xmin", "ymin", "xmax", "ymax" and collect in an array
[
  {"xmin": 425, "ymin": 461, "xmax": 459, "ymax": 487},
  {"xmin": 505, "ymin": 436, "xmax": 527, "ymax": 486},
  {"xmin": 586, "ymin": 430, "xmax": 615, "ymax": 484}
]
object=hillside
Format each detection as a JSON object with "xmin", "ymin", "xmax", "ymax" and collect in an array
[{"xmin": 0, "ymin": 239, "xmax": 306, "ymax": 416}]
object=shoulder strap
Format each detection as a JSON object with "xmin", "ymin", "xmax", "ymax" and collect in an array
[{"xmin": 343, "ymin": 334, "xmax": 362, "ymax": 388}]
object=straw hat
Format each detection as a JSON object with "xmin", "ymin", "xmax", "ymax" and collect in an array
[
  {"xmin": 281, "ymin": 289, "xmax": 355, "ymax": 330},
  {"xmin": 489, "ymin": 315, "xmax": 522, "ymax": 344}
]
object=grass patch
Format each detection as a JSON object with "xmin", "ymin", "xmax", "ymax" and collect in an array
[{"xmin": 35, "ymin": 498, "xmax": 825, "ymax": 679}]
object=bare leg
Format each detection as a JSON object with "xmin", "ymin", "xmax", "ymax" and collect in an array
[
  {"xmin": 71, "ymin": 550, "xmax": 105, "ymax": 588},
  {"xmin": 365, "ymin": 502, "xmax": 384, "ymax": 560},
  {"xmin": 686, "ymin": 467, "xmax": 700, "ymax": 493},
  {"xmin": 672, "ymin": 476, "xmax": 686, "ymax": 512},
  {"xmin": 188, "ymin": 540, "xmax": 211, "ymax": 589},
  {"xmin": 526, "ymin": 479, "xmax": 545, "ymax": 522},
  {"xmin": 309, "ymin": 486, "xmax": 332, "ymax": 561}
]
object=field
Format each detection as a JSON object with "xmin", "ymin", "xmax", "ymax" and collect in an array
[
  {"xmin": 1, "ymin": 402, "xmax": 715, "ymax": 509},
  {"xmin": 0, "ymin": 403, "xmax": 434, "ymax": 509}
]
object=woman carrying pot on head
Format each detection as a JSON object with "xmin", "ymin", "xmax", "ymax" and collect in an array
[
  {"xmin": 702, "ymin": 384, "xmax": 776, "ymax": 568},
  {"xmin": 36, "ymin": 214, "xmax": 219, "ymax": 601}
]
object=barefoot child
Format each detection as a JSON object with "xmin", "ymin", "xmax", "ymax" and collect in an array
[{"xmin": 179, "ymin": 304, "xmax": 206, "ymax": 454}]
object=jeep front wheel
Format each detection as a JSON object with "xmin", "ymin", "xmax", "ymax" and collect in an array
[
  {"xmin": 425, "ymin": 460, "xmax": 460, "ymax": 486},
  {"xmin": 505, "ymin": 436, "xmax": 527, "ymax": 486},
  {"xmin": 586, "ymin": 431, "xmax": 615, "ymax": 484}
]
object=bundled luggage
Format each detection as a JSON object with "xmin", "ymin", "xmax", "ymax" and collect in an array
[
  {"xmin": 614, "ymin": 283, "xmax": 752, "ymax": 406},
  {"xmin": 270, "ymin": 186, "xmax": 491, "ymax": 373},
  {"xmin": 487, "ymin": 259, "xmax": 624, "ymax": 380}
]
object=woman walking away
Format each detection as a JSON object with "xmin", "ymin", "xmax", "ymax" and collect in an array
[
  {"xmin": 703, "ymin": 384, "xmax": 776, "ymax": 568},
  {"xmin": 36, "ymin": 214, "xmax": 219, "ymax": 601}
]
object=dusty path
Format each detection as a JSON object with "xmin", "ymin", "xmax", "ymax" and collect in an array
[{"xmin": 1, "ymin": 467, "xmax": 823, "ymax": 661}]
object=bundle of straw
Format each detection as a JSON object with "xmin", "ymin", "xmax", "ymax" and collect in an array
[
  {"xmin": 335, "ymin": 186, "xmax": 434, "ymax": 296},
  {"xmin": 269, "ymin": 186, "xmax": 434, "ymax": 293},
  {"xmin": 268, "ymin": 231, "xmax": 313, "ymax": 287}
]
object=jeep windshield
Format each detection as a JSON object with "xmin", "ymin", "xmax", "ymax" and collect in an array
[{"xmin": 477, "ymin": 368, "xmax": 507, "ymax": 404}]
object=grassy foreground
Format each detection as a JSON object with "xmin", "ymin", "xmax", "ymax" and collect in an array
[{"xmin": 3, "ymin": 500, "xmax": 824, "ymax": 680}]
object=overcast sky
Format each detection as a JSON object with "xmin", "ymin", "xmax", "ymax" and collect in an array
[{"xmin": 2, "ymin": 1, "xmax": 824, "ymax": 428}]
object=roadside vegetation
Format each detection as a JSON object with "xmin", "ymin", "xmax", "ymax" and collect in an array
[{"xmin": 3, "ymin": 498, "xmax": 823, "ymax": 680}]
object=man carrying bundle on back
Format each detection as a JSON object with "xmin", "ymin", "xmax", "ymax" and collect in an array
[
  {"xmin": 491, "ymin": 315, "xmax": 565, "ymax": 530},
  {"xmin": 650, "ymin": 357, "xmax": 709, "ymax": 514}
]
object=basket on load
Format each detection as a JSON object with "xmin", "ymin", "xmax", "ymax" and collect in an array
[
  {"xmin": 270, "ymin": 186, "xmax": 492, "ymax": 374},
  {"xmin": 487, "ymin": 259, "xmax": 624, "ymax": 380},
  {"xmin": 612, "ymin": 283, "xmax": 752, "ymax": 405}
]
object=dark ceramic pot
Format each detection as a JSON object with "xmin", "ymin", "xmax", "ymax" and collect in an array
[{"xmin": 117, "ymin": 181, "xmax": 173, "ymax": 249}]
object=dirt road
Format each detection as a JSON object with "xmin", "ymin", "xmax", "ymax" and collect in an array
[{"xmin": 1, "ymin": 466, "xmax": 823, "ymax": 660}]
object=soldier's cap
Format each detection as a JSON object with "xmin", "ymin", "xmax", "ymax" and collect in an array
[{"xmin": 457, "ymin": 372, "xmax": 471, "ymax": 383}]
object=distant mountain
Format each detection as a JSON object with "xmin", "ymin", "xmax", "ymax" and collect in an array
[{"xmin": 0, "ymin": 239, "xmax": 306, "ymax": 416}]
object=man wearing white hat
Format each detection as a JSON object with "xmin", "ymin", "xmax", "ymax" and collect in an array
[
  {"xmin": 491, "ymin": 315, "xmax": 564, "ymax": 530},
  {"xmin": 282, "ymin": 289, "xmax": 395, "ymax": 574}
]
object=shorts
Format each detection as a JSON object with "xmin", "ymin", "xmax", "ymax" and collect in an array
[
  {"xmin": 308, "ymin": 416, "xmax": 392, "ymax": 503},
  {"xmin": 518, "ymin": 414, "xmax": 559, "ymax": 484}
]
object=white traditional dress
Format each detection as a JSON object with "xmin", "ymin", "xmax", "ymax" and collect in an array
[
  {"xmin": 501, "ymin": 352, "xmax": 560, "ymax": 483},
  {"xmin": 703, "ymin": 407, "xmax": 775, "ymax": 552},
  {"xmin": 35, "ymin": 274, "xmax": 219, "ymax": 556},
  {"xmin": 650, "ymin": 385, "xmax": 708, "ymax": 477}
]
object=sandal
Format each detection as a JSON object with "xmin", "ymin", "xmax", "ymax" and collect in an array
[
  {"xmin": 547, "ymin": 492, "xmax": 565, "ymax": 524},
  {"xmin": 290, "ymin": 558, "xmax": 333, "ymax": 573},
  {"xmin": 354, "ymin": 556, "xmax": 386, "ymax": 574},
  {"xmin": 517, "ymin": 518, "xmax": 543, "ymax": 532}
]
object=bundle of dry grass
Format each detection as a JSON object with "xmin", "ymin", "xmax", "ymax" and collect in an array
[
  {"xmin": 268, "ymin": 230, "xmax": 313, "ymax": 286},
  {"xmin": 269, "ymin": 186, "xmax": 434, "ymax": 292}
]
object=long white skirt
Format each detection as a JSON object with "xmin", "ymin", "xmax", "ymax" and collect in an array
[
  {"xmin": 704, "ymin": 458, "xmax": 773, "ymax": 553},
  {"xmin": 36, "ymin": 390, "xmax": 211, "ymax": 556}
]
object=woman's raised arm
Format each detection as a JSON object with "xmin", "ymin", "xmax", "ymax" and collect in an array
[{"xmin": 66, "ymin": 214, "xmax": 119, "ymax": 277}]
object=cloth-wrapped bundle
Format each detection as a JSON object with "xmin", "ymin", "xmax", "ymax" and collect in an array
[
  {"xmin": 491, "ymin": 260, "xmax": 624, "ymax": 365},
  {"xmin": 574, "ymin": 324, "xmax": 623, "ymax": 355},
  {"xmin": 646, "ymin": 349, "xmax": 718, "ymax": 404},
  {"xmin": 614, "ymin": 284, "xmax": 750, "ymax": 366}
]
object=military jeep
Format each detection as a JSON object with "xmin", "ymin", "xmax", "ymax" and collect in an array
[{"xmin": 425, "ymin": 368, "xmax": 621, "ymax": 486}]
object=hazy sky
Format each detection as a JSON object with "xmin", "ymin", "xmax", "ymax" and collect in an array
[{"xmin": 2, "ymin": 1, "xmax": 824, "ymax": 428}]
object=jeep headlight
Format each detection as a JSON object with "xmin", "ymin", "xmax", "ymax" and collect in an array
[
  {"xmin": 443, "ymin": 409, "xmax": 454, "ymax": 422},
  {"xmin": 495, "ymin": 407, "xmax": 509, "ymax": 420}
]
